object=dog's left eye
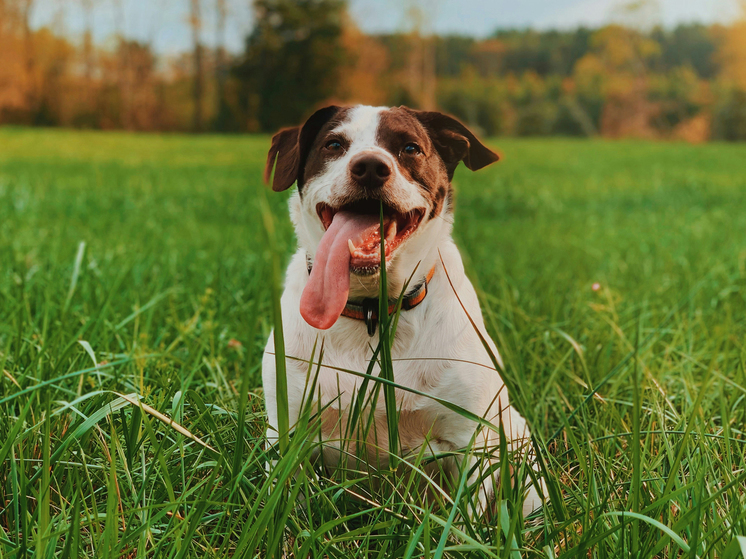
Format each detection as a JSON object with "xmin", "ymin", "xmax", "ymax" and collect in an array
[
  {"xmin": 402, "ymin": 143, "xmax": 421, "ymax": 156},
  {"xmin": 325, "ymin": 140, "xmax": 343, "ymax": 151}
]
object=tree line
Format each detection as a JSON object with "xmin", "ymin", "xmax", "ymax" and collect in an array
[{"xmin": 1, "ymin": 0, "xmax": 745, "ymax": 140}]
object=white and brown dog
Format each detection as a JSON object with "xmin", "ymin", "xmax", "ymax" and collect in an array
[{"xmin": 262, "ymin": 105, "xmax": 544, "ymax": 516}]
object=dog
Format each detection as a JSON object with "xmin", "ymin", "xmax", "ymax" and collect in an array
[{"xmin": 261, "ymin": 105, "xmax": 544, "ymax": 516}]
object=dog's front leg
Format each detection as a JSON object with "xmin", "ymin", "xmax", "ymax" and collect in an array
[
  {"xmin": 469, "ymin": 451, "xmax": 545, "ymax": 519},
  {"xmin": 452, "ymin": 424, "xmax": 545, "ymax": 521},
  {"xmin": 262, "ymin": 337, "xmax": 281, "ymax": 474}
]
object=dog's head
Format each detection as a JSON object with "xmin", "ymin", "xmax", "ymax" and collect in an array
[{"xmin": 265, "ymin": 105, "xmax": 498, "ymax": 330}]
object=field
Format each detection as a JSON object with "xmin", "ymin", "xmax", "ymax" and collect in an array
[{"xmin": 1, "ymin": 127, "xmax": 745, "ymax": 557}]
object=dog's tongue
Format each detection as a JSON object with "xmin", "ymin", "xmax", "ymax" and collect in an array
[{"xmin": 300, "ymin": 211, "xmax": 380, "ymax": 330}]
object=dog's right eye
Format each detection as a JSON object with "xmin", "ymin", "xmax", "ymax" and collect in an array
[{"xmin": 325, "ymin": 140, "xmax": 343, "ymax": 152}]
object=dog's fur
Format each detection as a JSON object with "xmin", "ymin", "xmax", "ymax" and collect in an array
[{"xmin": 262, "ymin": 105, "xmax": 544, "ymax": 515}]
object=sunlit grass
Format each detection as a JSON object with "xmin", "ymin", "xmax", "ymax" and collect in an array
[{"xmin": 0, "ymin": 127, "xmax": 745, "ymax": 557}]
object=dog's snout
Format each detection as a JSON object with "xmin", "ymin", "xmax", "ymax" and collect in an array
[{"xmin": 349, "ymin": 153, "xmax": 391, "ymax": 189}]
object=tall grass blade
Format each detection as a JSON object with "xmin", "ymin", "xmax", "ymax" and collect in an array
[
  {"xmin": 38, "ymin": 383, "xmax": 52, "ymax": 554},
  {"xmin": 261, "ymin": 194, "xmax": 289, "ymax": 455},
  {"xmin": 433, "ymin": 442, "xmax": 471, "ymax": 559},
  {"xmin": 631, "ymin": 310, "xmax": 642, "ymax": 555},
  {"xmin": 378, "ymin": 201, "xmax": 398, "ymax": 469},
  {"xmin": 231, "ymin": 305, "xmax": 257, "ymax": 483},
  {"xmin": 63, "ymin": 241, "xmax": 86, "ymax": 313},
  {"xmin": 602, "ymin": 512, "xmax": 697, "ymax": 557},
  {"xmin": 723, "ymin": 536, "xmax": 746, "ymax": 559}
]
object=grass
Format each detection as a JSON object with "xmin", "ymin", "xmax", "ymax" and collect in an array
[{"xmin": 0, "ymin": 127, "xmax": 745, "ymax": 557}]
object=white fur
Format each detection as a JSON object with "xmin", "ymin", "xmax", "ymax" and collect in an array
[{"xmin": 263, "ymin": 105, "xmax": 545, "ymax": 517}]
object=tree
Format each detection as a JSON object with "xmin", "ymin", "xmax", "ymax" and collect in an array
[
  {"xmin": 573, "ymin": 25, "xmax": 661, "ymax": 137},
  {"xmin": 339, "ymin": 20, "xmax": 389, "ymax": 106},
  {"xmin": 0, "ymin": 0, "xmax": 27, "ymax": 120},
  {"xmin": 190, "ymin": 0, "xmax": 204, "ymax": 131},
  {"xmin": 716, "ymin": 2, "xmax": 746, "ymax": 90},
  {"xmin": 21, "ymin": 0, "xmax": 36, "ymax": 111},
  {"xmin": 491, "ymin": 28, "xmax": 592, "ymax": 77},
  {"xmin": 234, "ymin": 0, "xmax": 347, "ymax": 132},
  {"xmin": 213, "ymin": 0, "xmax": 233, "ymax": 130},
  {"xmin": 653, "ymin": 24, "xmax": 719, "ymax": 78},
  {"xmin": 712, "ymin": 1, "xmax": 746, "ymax": 140}
]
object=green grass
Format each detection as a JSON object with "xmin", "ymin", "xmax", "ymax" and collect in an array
[{"xmin": 1, "ymin": 127, "xmax": 745, "ymax": 557}]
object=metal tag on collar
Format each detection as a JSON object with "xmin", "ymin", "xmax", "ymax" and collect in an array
[{"xmin": 362, "ymin": 298, "xmax": 378, "ymax": 337}]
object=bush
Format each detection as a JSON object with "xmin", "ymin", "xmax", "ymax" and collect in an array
[
  {"xmin": 437, "ymin": 74, "xmax": 507, "ymax": 136},
  {"xmin": 713, "ymin": 89, "xmax": 746, "ymax": 141},
  {"xmin": 515, "ymin": 101, "xmax": 556, "ymax": 136}
]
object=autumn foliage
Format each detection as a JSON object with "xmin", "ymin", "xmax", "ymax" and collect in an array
[{"xmin": 1, "ymin": 0, "xmax": 746, "ymax": 140}]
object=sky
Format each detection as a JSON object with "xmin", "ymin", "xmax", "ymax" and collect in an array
[
  {"xmin": 352, "ymin": 0, "xmax": 740, "ymax": 35},
  {"xmin": 30, "ymin": 0, "xmax": 742, "ymax": 56}
]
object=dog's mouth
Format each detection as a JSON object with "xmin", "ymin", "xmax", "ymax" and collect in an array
[
  {"xmin": 316, "ymin": 200, "xmax": 425, "ymax": 274},
  {"xmin": 299, "ymin": 199, "xmax": 425, "ymax": 330}
]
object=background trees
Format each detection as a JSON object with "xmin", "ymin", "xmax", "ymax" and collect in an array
[
  {"xmin": 0, "ymin": 0, "xmax": 745, "ymax": 140},
  {"xmin": 233, "ymin": 0, "xmax": 347, "ymax": 132}
]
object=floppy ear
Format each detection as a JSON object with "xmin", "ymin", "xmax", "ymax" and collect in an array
[
  {"xmin": 264, "ymin": 105, "xmax": 342, "ymax": 192},
  {"xmin": 404, "ymin": 108, "xmax": 499, "ymax": 179},
  {"xmin": 265, "ymin": 127, "xmax": 300, "ymax": 192}
]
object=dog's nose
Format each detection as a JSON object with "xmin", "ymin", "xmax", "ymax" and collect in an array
[{"xmin": 349, "ymin": 153, "xmax": 391, "ymax": 189}]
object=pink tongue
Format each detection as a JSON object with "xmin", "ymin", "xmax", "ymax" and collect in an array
[{"xmin": 300, "ymin": 211, "xmax": 380, "ymax": 329}]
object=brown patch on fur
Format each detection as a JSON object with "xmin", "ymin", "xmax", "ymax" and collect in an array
[
  {"xmin": 376, "ymin": 107, "xmax": 451, "ymax": 219},
  {"xmin": 402, "ymin": 107, "xmax": 499, "ymax": 177},
  {"xmin": 376, "ymin": 107, "xmax": 498, "ymax": 219},
  {"xmin": 430, "ymin": 185, "xmax": 449, "ymax": 219},
  {"xmin": 298, "ymin": 108, "xmax": 355, "ymax": 189},
  {"xmin": 264, "ymin": 106, "xmax": 351, "ymax": 192}
]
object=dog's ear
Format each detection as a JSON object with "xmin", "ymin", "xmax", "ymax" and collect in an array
[
  {"xmin": 404, "ymin": 108, "xmax": 499, "ymax": 178},
  {"xmin": 265, "ymin": 105, "xmax": 342, "ymax": 192},
  {"xmin": 265, "ymin": 127, "xmax": 300, "ymax": 192}
]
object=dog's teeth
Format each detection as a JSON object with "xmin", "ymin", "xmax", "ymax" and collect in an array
[
  {"xmin": 387, "ymin": 220, "xmax": 398, "ymax": 239},
  {"xmin": 348, "ymin": 239, "xmax": 356, "ymax": 255}
]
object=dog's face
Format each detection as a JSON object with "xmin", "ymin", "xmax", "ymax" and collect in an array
[{"xmin": 265, "ymin": 105, "xmax": 498, "ymax": 329}]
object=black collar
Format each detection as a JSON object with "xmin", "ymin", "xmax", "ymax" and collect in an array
[{"xmin": 306, "ymin": 255, "xmax": 436, "ymax": 336}]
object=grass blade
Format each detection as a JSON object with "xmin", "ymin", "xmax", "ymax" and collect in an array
[
  {"xmin": 261, "ymin": 194, "xmax": 289, "ymax": 455},
  {"xmin": 378, "ymin": 201, "xmax": 399, "ymax": 470},
  {"xmin": 63, "ymin": 241, "xmax": 86, "ymax": 313}
]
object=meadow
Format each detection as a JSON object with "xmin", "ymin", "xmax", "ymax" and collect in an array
[{"xmin": 0, "ymin": 127, "xmax": 745, "ymax": 558}]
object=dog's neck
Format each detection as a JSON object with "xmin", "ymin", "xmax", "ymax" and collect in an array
[{"xmin": 304, "ymin": 252, "xmax": 435, "ymax": 303}]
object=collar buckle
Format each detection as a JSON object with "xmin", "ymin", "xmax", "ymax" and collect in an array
[{"xmin": 362, "ymin": 298, "xmax": 378, "ymax": 337}]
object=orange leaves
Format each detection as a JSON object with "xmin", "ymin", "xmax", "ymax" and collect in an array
[{"xmin": 716, "ymin": 21, "xmax": 746, "ymax": 89}]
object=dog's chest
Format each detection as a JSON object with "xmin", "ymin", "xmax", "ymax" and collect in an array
[
  {"xmin": 285, "ymin": 313, "xmax": 470, "ymax": 463},
  {"xmin": 289, "ymin": 318, "xmax": 449, "ymax": 406}
]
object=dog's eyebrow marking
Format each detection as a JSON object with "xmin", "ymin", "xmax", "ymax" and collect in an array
[{"xmin": 331, "ymin": 105, "xmax": 387, "ymax": 151}]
